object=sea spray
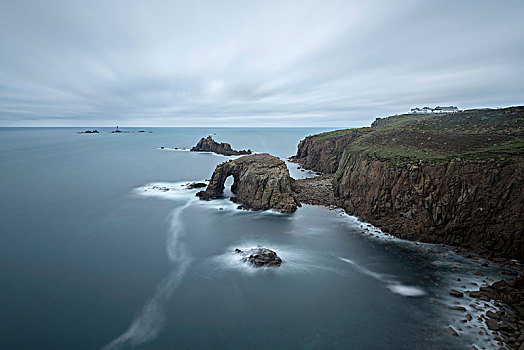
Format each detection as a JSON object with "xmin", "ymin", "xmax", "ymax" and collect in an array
[
  {"xmin": 338, "ymin": 257, "xmax": 426, "ymax": 297},
  {"xmin": 103, "ymin": 185, "xmax": 198, "ymax": 349}
]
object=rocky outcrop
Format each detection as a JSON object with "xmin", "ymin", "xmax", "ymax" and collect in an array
[
  {"xmin": 191, "ymin": 136, "xmax": 251, "ymax": 156},
  {"xmin": 185, "ymin": 182, "xmax": 207, "ymax": 189},
  {"xmin": 293, "ymin": 175, "xmax": 335, "ymax": 206},
  {"xmin": 332, "ymin": 154, "xmax": 524, "ymax": 259},
  {"xmin": 290, "ymin": 130, "xmax": 365, "ymax": 173},
  {"xmin": 235, "ymin": 248, "xmax": 282, "ymax": 267},
  {"xmin": 197, "ymin": 153, "xmax": 300, "ymax": 213},
  {"xmin": 469, "ymin": 273, "xmax": 524, "ymax": 350}
]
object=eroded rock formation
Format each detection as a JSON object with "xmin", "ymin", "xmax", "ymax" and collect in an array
[
  {"xmin": 191, "ymin": 136, "xmax": 251, "ymax": 156},
  {"xmin": 197, "ymin": 153, "xmax": 299, "ymax": 213}
]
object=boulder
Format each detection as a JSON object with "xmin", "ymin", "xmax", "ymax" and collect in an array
[
  {"xmin": 235, "ymin": 248, "xmax": 282, "ymax": 267},
  {"xmin": 449, "ymin": 289, "xmax": 464, "ymax": 298}
]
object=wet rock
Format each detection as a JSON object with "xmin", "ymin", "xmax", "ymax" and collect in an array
[
  {"xmin": 486, "ymin": 319, "xmax": 500, "ymax": 331},
  {"xmin": 186, "ymin": 182, "xmax": 207, "ymax": 189},
  {"xmin": 487, "ymin": 310, "xmax": 504, "ymax": 319},
  {"xmin": 235, "ymin": 248, "xmax": 282, "ymax": 267},
  {"xmin": 448, "ymin": 326, "xmax": 459, "ymax": 336},
  {"xmin": 449, "ymin": 306, "xmax": 467, "ymax": 311},
  {"xmin": 450, "ymin": 289, "xmax": 464, "ymax": 298}
]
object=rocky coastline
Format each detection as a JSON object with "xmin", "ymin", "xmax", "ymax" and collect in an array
[
  {"xmin": 292, "ymin": 106, "xmax": 524, "ymax": 261},
  {"xmin": 193, "ymin": 107, "xmax": 523, "ymax": 348}
]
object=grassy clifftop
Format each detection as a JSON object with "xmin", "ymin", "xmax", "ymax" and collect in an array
[{"xmin": 339, "ymin": 106, "xmax": 524, "ymax": 166}]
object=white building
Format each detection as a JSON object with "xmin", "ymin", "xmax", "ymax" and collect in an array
[{"xmin": 410, "ymin": 106, "xmax": 459, "ymax": 114}]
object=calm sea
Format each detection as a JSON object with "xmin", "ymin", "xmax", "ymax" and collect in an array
[{"xmin": 0, "ymin": 127, "xmax": 501, "ymax": 349}]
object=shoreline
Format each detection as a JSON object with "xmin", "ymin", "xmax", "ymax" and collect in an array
[{"xmin": 288, "ymin": 158, "xmax": 523, "ymax": 350}]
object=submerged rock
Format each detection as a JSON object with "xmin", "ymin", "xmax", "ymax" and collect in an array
[
  {"xmin": 191, "ymin": 135, "xmax": 251, "ymax": 156},
  {"xmin": 235, "ymin": 248, "xmax": 282, "ymax": 267},
  {"xmin": 197, "ymin": 153, "xmax": 300, "ymax": 213}
]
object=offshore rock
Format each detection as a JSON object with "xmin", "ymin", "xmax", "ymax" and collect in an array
[
  {"xmin": 186, "ymin": 182, "xmax": 207, "ymax": 189},
  {"xmin": 235, "ymin": 247, "xmax": 282, "ymax": 267},
  {"xmin": 191, "ymin": 135, "xmax": 251, "ymax": 156},
  {"xmin": 197, "ymin": 153, "xmax": 300, "ymax": 213}
]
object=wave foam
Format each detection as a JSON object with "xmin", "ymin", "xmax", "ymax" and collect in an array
[{"xmin": 338, "ymin": 256, "xmax": 426, "ymax": 297}]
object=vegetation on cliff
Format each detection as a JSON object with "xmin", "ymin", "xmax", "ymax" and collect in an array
[
  {"xmin": 293, "ymin": 106, "xmax": 524, "ymax": 260},
  {"xmin": 295, "ymin": 106, "xmax": 523, "ymax": 169}
]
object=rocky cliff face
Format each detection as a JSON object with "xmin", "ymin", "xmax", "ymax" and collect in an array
[
  {"xmin": 290, "ymin": 130, "xmax": 365, "ymax": 173},
  {"xmin": 197, "ymin": 153, "xmax": 299, "ymax": 213},
  {"xmin": 333, "ymin": 154, "xmax": 524, "ymax": 259},
  {"xmin": 191, "ymin": 136, "xmax": 251, "ymax": 156},
  {"xmin": 293, "ymin": 107, "xmax": 524, "ymax": 260}
]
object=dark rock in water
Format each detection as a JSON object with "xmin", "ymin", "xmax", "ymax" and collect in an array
[
  {"xmin": 190, "ymin": 135, "xmax": 251, "ymax": 156},
  {"xmin": 449, "ymin": 289, "xmax": 464, "ymax": 298},
  {"xmin": 160, "ymin": 146, "xmax": 165, "ymax": 149},
  {"xmin": 152, "ymin": 186, "xmax": 170, "ymax": 192},
  {"xmin": 449, "ymin": 305, "xmax": 467, "ymax": 311},
  {"xmin": 138, "ymin": 130, "xmax": 146, "ymax": 133},
  {"xmin": 448, "ymin": 326, "xmax": 459, "ymax": 336},
  {"xmin": 186, "ymin": 182, "xmax": 207, "ymax": 189},
  {"xmin": 79, "ymin": 130, "xmax": 99, "ymax": 134},
  {"xmin": 235, "ymin": 248, "xmax": 282, "ymax": 267},
  {"xmin": 196, "ymin": 153, "xmax": 300, "ymax": 213}
]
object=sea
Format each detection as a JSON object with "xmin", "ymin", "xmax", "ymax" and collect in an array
[{"xmin": 0, "ymin": 127, "xmax": 513, "ymax": 349}]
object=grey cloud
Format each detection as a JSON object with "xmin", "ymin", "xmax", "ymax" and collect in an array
[{"xmin": 0, "ymin": 0, "xmax": 523, "ymax": 126}]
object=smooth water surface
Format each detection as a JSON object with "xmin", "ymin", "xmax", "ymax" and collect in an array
[{"xmin": 0, "ymin": 127, "xmax": 494, "ymax": 349}]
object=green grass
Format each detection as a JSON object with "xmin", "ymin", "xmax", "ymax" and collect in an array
[
  {"xmin": 458, "ymin": 137, "xmax": 524, "ymax": 160},
  {"xmin": 343, "ymin": 143, "xmax": 448, "ymax": 166},
  {"xmin": 315, "ymin": 127, "xmax": 372, "ymax": 140}
]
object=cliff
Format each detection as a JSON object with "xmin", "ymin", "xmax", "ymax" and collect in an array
[
  {"xmin": 191, "ymin": 136, "xmax": 251, "ymax": 156},
  {"xmin": 290, "ymin": 129, "xmax": 368, "ymax": 173},
  {"xmin": 197, "ymin": 153, "xmax": 299, "ymax": 213},
  {"xmin": 294, "ymin": 106, "xmax": 524, "ymax": 259}
]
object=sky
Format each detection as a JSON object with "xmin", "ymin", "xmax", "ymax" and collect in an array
[{"xmin": 0, "ymin": 0, "xmax": 523, "ymax": 127}]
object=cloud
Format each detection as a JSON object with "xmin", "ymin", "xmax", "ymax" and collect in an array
[{"xmin": 0, "ymin": 0, "xmax": 523, "ymax": 126}]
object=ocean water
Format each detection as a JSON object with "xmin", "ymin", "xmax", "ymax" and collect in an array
[{"xmin": 0, "ymin": 127, "xmax": 509, "ymax": 349}]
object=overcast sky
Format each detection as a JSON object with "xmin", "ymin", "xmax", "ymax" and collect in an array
[{"xmin": 1, "ymin": 0, "xmax": 523, "ymax": 127}]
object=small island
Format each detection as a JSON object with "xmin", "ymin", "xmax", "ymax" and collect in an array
[
  {"xmin": 196, "ymin": 153, "xmax": 299, "ymax": 213},
  {"xmin": 190, "ymin": 135, "xmax": 252, "ymax": 156}
]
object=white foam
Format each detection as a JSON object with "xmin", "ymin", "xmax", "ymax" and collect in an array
[
  {"xmin": 387, "ymin": 284, "xmax": 426, "ymax": 297},
  {"xmin": 338, "ymin": 257, "xmax": 385, "ymax": 280},
  {"xmin": 211, "ymin": 242, "xmax": 329, "ymax": 275},
  {"xmin": 133, "ymin": 181, "xmax": 207, "ymax": 201},
  {"xmin": 103, "ymin": 186, "xmax": 197, "ymax": 349},
  {"xmin": 158, "ymin": 147, "xmax": 190, "ymax": 151},
  {"xmin": 338, "ymin": 256, "xmax": 426, "ymax": 297}
]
